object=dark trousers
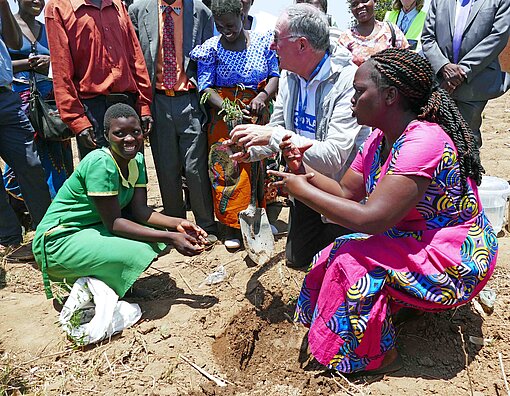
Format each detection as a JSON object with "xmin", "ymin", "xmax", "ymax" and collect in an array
[
  {"xmin": 286, "ymin": 199, "xmax": 350, "ymax": 268},
  {"xmin": 0, "ymin": 90, "xmax": 51, "ymax": 245},
  {"xmin": 78, "ymin": 93, "xmax": 137, "ymax": 159},
  {"xmin": 151, "ymin": 92, "xmax": 216, "ymax": 233},
  {"xmin": 455, "ymin": 99, "xmax": 488, "ymax": 149}
]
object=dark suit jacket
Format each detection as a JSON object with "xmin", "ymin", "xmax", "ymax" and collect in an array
[
  {"xmin": 128, "ymin": 0, "xmax": 213, "ymax": 91},
  {"xmin": 422, "ymin": 0, "xmax": 510, "ymax": 101}
]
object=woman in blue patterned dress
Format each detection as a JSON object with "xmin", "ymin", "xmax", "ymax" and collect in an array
[
  {"xmin": 189, "ymin": 0, "xmax": 279, "ymax": 248},
  {"xmin": 4, "ymin": 0, "xmax": 73, "ymax": 213},
  {"xmin": 269, "ymin": 49, "xmax": 496, "ymax": 375}
]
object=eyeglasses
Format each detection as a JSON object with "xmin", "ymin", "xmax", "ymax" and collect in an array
[{"xmin": 272, "ymin": 33, "xmax": 300, "ymax": 44}]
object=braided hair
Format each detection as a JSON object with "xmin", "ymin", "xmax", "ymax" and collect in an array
[{"xmin": 367, "ymin": 48, "xmax": 483, "ymax": 189}]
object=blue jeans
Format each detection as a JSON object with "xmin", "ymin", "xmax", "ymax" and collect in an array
[{"xmin": 0, "ymin": 90, "xmax": 51, "ymax": 245}]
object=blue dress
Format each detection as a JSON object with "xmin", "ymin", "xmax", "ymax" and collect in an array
[{"xmin": 189, "ymin": 30, "xmax": 279, "ymax": 91}]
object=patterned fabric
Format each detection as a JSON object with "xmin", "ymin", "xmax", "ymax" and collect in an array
[
  {"xmin": 189, "ymin": 30, "xmax": 279, "ymax": 91},
  {"xmin": 295, "ymin": 121, "xmax": 498, "ymax": 373},
  {"xmin": 190, "ymin": 31, "xmax": 278, "ymax": 228},
  {"xmin": 162, "ymin": 6, "xmax": 177, "ymax": 89},
  {"xmin": 337, "ymin": 20, "xmax": 409, "ymax": 66},
  {"xmin": 206, "ymin": 87, "xmax": 269, "ymax": 228}
]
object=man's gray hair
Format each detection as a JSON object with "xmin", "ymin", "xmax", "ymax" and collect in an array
[{"xmin": 283, "ymin": 4, "xmax": 329, "ymax": 52}]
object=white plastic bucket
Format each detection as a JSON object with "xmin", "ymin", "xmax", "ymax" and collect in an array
[{"xmin": 478, "ymin": 176, "xmax": 510, "ymax": 234}]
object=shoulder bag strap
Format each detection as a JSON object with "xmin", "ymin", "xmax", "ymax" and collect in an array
[
  {"xmin": 29, "ymin": 41, "xmax": 39, "ymax": 97},
  {"xmin": 387, "ymin": 21, "xmax": 396, "ymax": 48}
]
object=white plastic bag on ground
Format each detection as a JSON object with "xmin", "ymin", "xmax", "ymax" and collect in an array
[{"xmin": 59, "ymin": 277, "xmax": 142, "ymax": 345}]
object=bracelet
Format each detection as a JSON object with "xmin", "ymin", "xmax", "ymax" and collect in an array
[{"xmin": 259, "ymin": 88, "xmax": 269, "ymax": 98}]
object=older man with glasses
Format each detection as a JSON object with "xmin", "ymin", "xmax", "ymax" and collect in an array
[{"xmin": 226, "ymin": 3, "xmax": 369, "ymax": 268}]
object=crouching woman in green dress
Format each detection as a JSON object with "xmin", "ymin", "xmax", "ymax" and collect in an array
[{"xmin": 33, "ymin": 104, "xmax": 208, "ymax": 299}]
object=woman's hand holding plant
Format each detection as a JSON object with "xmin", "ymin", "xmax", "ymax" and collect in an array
[{"xmin": 246, "ymin": 93, "xmax": 267, "ymax": 117}]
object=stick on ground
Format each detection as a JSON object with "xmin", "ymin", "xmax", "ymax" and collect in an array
[
  {"xmin": 177, "ymin": 270, "xmax": 195, "ymax": 294},
  {"xmin": 179, "ymin": 355, "xmax": 228, "ymax": 387},
  {"xmin": 499, "ymin": 352, "xmax": 510, "ymax": 396},
  {"xmin": 459, "ymin": 326, "xmax": 474, "ymax": 396}
]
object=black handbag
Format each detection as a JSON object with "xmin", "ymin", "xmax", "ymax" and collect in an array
[{"xmin": 28, "ymin": 63, "xmax": 73, "ymax": 141}]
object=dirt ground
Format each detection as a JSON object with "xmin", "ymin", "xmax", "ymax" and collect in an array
[{"xmin": 1, "ymin": 92, "xmax": 510, "ymax": 396}]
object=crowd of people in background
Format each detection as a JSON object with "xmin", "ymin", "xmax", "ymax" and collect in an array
[{"xmin": 1, "ymin": 0, "xmax": 510, "ymax": 377}]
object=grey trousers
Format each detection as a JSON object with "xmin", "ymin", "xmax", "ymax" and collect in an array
[
  {"xmin": 0, "ymin": 90, "xmax": 51, "ymax": 245},
  {"xmin": 151, "ymin": 91, "xmax": 216, "ymax": 233},
  {"xmin": 455, "ymin": 99, "xmax": 488, "ymax": 149}
]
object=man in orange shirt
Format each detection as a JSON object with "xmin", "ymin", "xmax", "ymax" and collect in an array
[
  {"xmin": 45, "ymin": 0, "xmax": 153, "ymax": 158},
  {"xmin": 129, "ymin": 0, "xmax": 217, "ymax": 239}
]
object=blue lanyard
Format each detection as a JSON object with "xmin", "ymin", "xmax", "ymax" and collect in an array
[{"xmin": 297, "ymin": 51, "xmax": 329, "ymax": 117}]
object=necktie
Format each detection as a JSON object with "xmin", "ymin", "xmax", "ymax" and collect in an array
[
  {"xmin": 452, "ymin": 0, "xmax": 472, "ymax": 64},
  {"xmin": 399, "ymin": 13, "xmax": 410, "ymax": 34},
  {"xmin": 163, "ymin": 6, "xmax": 177, "ymax": 89}
]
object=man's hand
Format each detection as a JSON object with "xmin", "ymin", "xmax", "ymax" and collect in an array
[
  {"xmin": 226, "ymin": 124, "xmax": 274, "ymax": 149},
  {"xmin": 77, "ymin": 127, "xmax": 97, "ymax": 149},
  {"xmin": 440, "ymin": 63, "xmax": 467, "ymax": 93},
  {"xmin": 141, "ymin": 115, "xmax": 153, "ymax": 137},
  {"xmin": 28, "ymin": 55, "xmax": 50, "ymax": 74},
  {"xmin": 279, "ymin": 133, "xmax": 313, "ymax": 174}
]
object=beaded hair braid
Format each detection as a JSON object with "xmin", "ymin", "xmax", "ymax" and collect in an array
[{"xmin": 368, "ymin": 48, "xmax": 483, "ymax": 189}]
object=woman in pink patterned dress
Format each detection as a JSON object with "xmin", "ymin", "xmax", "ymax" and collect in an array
[
  {"xmin": 269, "ymin": 49, "xmax": 496, "ymax": 375},
  {"xmin": 338, "ymin": 0, "xmax": 408, "ymax": 66}
]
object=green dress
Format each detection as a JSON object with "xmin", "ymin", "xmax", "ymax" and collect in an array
[{"xmin": 33, "ymin": 148, "xmax": 166, "ymax": 299}]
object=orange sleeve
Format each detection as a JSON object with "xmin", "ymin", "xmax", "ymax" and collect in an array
[{"xmin": 45, "ymin": 3, "xmax": 92, "ymax": 134}]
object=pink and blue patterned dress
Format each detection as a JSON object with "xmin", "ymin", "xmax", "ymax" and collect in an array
[{"xmin": 295, "ymin": 120, "xmax": 498, "ymax": 373}]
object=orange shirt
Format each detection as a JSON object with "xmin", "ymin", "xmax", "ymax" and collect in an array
[
  {"xmin": 45, "ymin": 0, "xmax": 152, "ymax": 134},
  {"xmin": 155, "ymin": 0, "xmax": 194, "ymax": 91}
]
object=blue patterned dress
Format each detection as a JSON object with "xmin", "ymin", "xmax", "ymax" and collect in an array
[
  {"xmin": 188, "ymin": 31, "xmax": 279, "ymax": 228},
  {"xmin": 295, "ymin": 120, "xmax": 498, "ymax": 373},
  {"xmin": 189, "ymin": 30, "xmax": 279, "ymax": 91}
]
